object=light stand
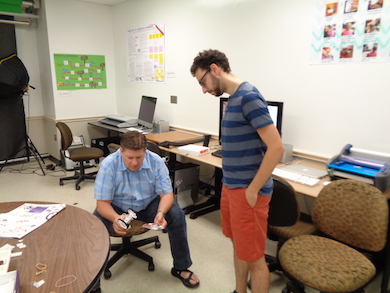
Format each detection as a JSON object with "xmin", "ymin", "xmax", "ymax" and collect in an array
[{"xmin": 0, "ymin": 92, "xmax": 46, "ymax": 174}]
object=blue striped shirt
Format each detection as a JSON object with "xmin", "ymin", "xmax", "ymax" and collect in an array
[
  {"xmin": 221, "ymin": 82, "xmax": 274, "ymax": 196},
  {"xmin": 94, "ymin": 149, "xmax": 173, "ymax": 212}
]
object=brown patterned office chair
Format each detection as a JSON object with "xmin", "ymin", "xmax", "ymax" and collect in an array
[
  {"xmin": 278, "ymin": 179, "xmax": 389, "ymax": 293},
  {"xmin": 104, "ymin": 219, "xmax": 161, "ymax": 279},
  {"xmin": 56, "ymin": 122, "xmax": 104, "ymax": 190}
]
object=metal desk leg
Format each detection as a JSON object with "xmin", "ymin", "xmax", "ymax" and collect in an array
[{"xmin": 187, "ymin": 168, "xmax": 222, "ymax": 219}]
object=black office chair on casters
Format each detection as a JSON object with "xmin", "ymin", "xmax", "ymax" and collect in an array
[
  {"xmin": 104, "ymin": 219, "xmax": 161, "ymax": 279},
  {"xmin": 248, "ymin": 176, "xmax": 317, "ymax": 290},
  {"xmin": 56, "ymin": 122, "xmax": 104, "ymax": 190}
]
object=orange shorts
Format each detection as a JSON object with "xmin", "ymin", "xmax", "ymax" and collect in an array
[{"xmin": 221, "ymin": 185, "xmax": 271, "ymax": 262}]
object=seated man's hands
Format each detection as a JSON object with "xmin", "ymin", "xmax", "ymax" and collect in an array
[
  {"xmin": 154, "ymin": 212, "xmax": 167, "ymax": 228},
  {"xmin": 112, "ymin": 214, "xmax": 128, "ymax": 236}
]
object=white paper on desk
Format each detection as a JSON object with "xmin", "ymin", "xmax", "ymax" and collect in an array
[
  {"xmin": 178, "ymin": 144, "xmax": 210, "ymax": 156},
  {"xmin": 0, "ymin": 203, "xmax": 66, "ymax": 239}
]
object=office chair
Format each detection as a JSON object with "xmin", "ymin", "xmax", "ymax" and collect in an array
[
  {"xmin": 107, "ymin": 142, "xmax": 120, "ymax": 154},
  {"xmin": 147, "ymin": 140, "xmax": 163, "ymax": 156},
  {"xmin": 104, "ymin": 219, "xmax": 161, "ymax": 279},
  {"xmin": 248, "ymin": 176, "xmax": 317, "ymax": 289},
  {"xmin": 107, "ymin": 141, "xmax": 168, "ymax": 160},
  {"xmin": 56, "ymin": 122, "xmax": 104, "ymax": 190},
  {"xmin": 266, "ymin": 176, "xmax": 317, "ymax": 272},
  {"xmin": 278, "ymin": 179, "xmax": 389, "ymax": 293}
]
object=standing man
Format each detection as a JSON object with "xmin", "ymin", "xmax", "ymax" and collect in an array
[
  {"xmin": 92, "ymin": 131, "xmax": 200, "ymax": 293},
  {"xmin": 190, "ymin": 50, "xmax": 284, "ymax": 293}
]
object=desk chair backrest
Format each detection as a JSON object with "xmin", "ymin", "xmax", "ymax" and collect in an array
[
  {"xmin": 147, "ymin": 140, "xmax": 162, "ymax": 157},
  {"xmin": 312, "ymin": 179, "xmax": 388, "ymax": 252},
  {"xmin": 56, "ymin": 122, "xmax": 73, "ymax": 151},
  {"xmin": 107, "ymin": 143, "xmax": 120, "ymax": 154},
  {"xmin": 268, "ymin": 176, "xmax": 300, "ymax": 227},
  {"xmin": 107, "ymin": 141, "xmax": 163, "ymax": 157}
]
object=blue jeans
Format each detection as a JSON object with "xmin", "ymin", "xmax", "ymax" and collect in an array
[{"xmin": 93, "ymin": 197, "xmax": 193, "ymax": 273}]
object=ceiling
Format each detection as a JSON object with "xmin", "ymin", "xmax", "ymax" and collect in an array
[{"xmin": 77, "ymin": 0, "xmax": 127, "ymax": 5}]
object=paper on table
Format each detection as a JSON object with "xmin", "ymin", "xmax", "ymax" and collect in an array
[{"xmin": 0, "ymin": 203, "xmax": 66, "ymax": 239}]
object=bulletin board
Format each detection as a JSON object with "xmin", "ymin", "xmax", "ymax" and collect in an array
[
  {"xmin": 311, "ymin": 0, "xmax": 390, "ymax": 64},
  {"xmin": 53, "ymin": 54, "xmax": 107, "ymax": 90},
  {"xmin": 127, "ymin": 23, "xmax": 165, "ymax": 83}
]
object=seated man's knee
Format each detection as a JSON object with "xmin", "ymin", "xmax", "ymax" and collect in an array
[{"xmin": 167, "ymin": 203, "xmax": 185, "ymax": 222}]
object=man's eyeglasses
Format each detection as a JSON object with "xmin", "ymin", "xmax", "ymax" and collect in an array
[{"xmin": 198, "ymin": 69, "xmax": 210, "ymax": 87}]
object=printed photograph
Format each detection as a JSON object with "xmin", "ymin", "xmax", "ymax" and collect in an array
[
  {"xmin": 322, "ymin": 47, "xmax": 334, "ymax": 59},
  {"xmin": 340, "ymin": 45, "xmax": 354, "ymax": 58},
  {"xmin": 362, "ymin": 43, "xmax": 378, "ymax": 57},
  {"xmin": 342, "ymin": 22, "xmax": 356, "ymax": 36},
  {"xmin": 324, "ymin": 24, "xmax": 336, "ymax": 37},
  {"xmin": 344, "ymin": 0, "xmax": 359, "ymax": 13},
  {"xmin": 365, "ymin": 19, "xmax": 381, "ymax": 33},
  {"xmin": 368, "ymin": 0, "xmax": 384, "ymax": 10},
  {"xmin": 326, "ymin": 2, "xmax": 338, "ymax": 16}
]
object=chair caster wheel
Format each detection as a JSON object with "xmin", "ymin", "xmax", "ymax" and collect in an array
[
  {"xmin": 148, "ymin": 263, "xmax": 155, "ymax": 271},
  {"xmin": 282, "ymin": 288, "xmax": 291, "ymax": 293},
  {"xmin": 104, "ymin": 270, "xmax": 111, "ymax": 279},
  {"xmin": 76, "ymin": 185, "xmax": 80, "ymax": 190},
  {"xmin": 155, "ymin": 241, "xmax": 161, "ymax": 249},
  {"xmin": 60, "ymin": 181, "xmax": 63, "ymax": 186}
]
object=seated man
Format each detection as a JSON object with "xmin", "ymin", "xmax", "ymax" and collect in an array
[{"xmin": 92, "ymin": 131, "xmax": 200, "ymax": 292}]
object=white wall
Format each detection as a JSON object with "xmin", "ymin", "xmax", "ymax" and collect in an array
[
  {"xmin": 112, "ymin": 0, "xmax": 390, "ymax": 158},
  {"xmin": 13, "ymin": 0, "xmax": 390, "ymax": 159},
  {"xmin": 15, "ymin": 27, "xmax": 44, "ymax": 118},
  {"xmin": 44, "ymin": 0, "xmax": 117, "ymax": 119}
]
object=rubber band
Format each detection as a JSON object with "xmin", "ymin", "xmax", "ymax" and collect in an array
[
  {"xmin": 55, "ymin": 275, "xmax": 77, "ymax": 288},
  {"xmin": 36, "ymin": 263, "xmax": 47, "ymax": 270},
  {"xmin": 35, "ymin": 269, "xmax": 47, "ymax": 275}
]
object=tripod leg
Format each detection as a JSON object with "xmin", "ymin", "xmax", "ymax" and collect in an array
[
  {"xmin": 27, "ymin": 136, "xmax": 45, "ymax": 164},
  {"xmin": 27, "ymin": 136, "xmax": 45, "ymax": 175}
]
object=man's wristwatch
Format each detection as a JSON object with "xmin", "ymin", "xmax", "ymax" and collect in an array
[{"xmin": 157, "ymin": 210, "xmax": 166, "ymax": 215}]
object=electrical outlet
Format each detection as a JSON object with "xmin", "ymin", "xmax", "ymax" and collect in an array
[
  {"xmin": 171, "ymin": 95, "xmax": 177, "ymax": 104},
  {"xmin": 54, "ymin": 134, "xmax": 57, "ymax": 141}
]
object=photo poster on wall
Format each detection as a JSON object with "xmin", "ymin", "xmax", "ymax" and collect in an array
[
  {"xmin": 53, "ymin": 54, "xmax": 107, "ymax": 90},
  {"xmin": 127, "ymin": 22, "xmax": 165, "ymax": 83},
  {"xmin": 311, "ymin": 0, "xmax": 390, "ymax": 64}
]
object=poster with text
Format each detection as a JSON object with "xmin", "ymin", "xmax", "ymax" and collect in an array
[
  {"xmin": 311, "ymin": 0, "xmax": 390, "ymax": 64},
  {"xmin": 54, "ymin": 54, "xmax": 107, "ymax": 90},
  {"xmin": 127, "ymin": 23, "xmax": 165, "ymax": 83}
]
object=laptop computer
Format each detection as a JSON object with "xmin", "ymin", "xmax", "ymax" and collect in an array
[{"xmin": 281, "ymin": 164, "xmax": 328, "ymax": 179}]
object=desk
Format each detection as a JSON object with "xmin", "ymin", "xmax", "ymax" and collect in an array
[
  {"xmin": 146, "ymin": 131, "xmax": 222, "ymax": 219},
  {"xmin": 0, "ymin": 202, "xmax": 110, "ymax": 293},
  {"xmin": 276, "ymin": 160, "xmax": 331, "ymax": 198}
]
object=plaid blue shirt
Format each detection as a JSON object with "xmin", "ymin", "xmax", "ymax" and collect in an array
[{"xmin": 94, "ymin": 149, "xmax": 173, "ymax": 212}]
